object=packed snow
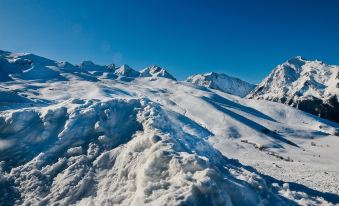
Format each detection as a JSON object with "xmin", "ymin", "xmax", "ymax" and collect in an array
[{"xmin": 0, "ymin": 51, "xmax": 339, "ymax": 205}]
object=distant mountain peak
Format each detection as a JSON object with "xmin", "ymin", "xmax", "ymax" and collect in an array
[
  {"xmin": 80, "ymin": 60, "xmax": 95, "ymax": 65},
  {"xmin": 114, "ymin": 64, "xmax": 140, "ymax": 77},
  {"xmin": 140, "ymin": 65, "xmax": 176, "ymax": 80},
  {"xmin": 119, "ymin": 64, "xmax": 132, "ymax": 69},
  {"xmin": 186, "ymin": 72, "xmax": 255, "ymax": 97},
  {"xmin": 289, "ymin": 55, "xmax": 305, "ymax": 61},
  {"xmin": 149, "ymin": 65, "xmax": 161, "ymax": 70},
  {"xmin": 106, "ymin": 63, "xmax": 116, "ymax": 70},
  {"xmin": 78, "ymin": 60, "xmax": 107, "ymax": 71}
]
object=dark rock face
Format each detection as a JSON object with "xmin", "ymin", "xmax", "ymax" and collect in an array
[
  {"xmin": 295, "ymin": 96, "xmax": 339, "ymax": 123},
  {"xmin": 248, "ymin": 95, "xmax": 339, "ymax": 123}
]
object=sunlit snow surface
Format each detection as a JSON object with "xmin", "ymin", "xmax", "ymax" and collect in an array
[{"xmin": 0, "ymin": 51, "xmax": 339, "ymax": 205}]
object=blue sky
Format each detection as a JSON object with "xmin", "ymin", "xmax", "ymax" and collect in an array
[{"xmin": 0, "ymin": 0, "xmax": 338, "ymax": 83}]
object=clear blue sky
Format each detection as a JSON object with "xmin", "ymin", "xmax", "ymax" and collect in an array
[{"xmin": 1, "ymin": 0, "xmax": 338, "ymax": 83}]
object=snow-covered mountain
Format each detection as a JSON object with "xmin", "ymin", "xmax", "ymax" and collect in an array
[
  {"xmin": 140, "ymin": 65, "xmax": 176, "ymax": 80},
  {"xmin": 247, "ymin": 56, "xmax": 339, "ymax": 123},
  {"xmin": 1, "ymin": 50, "xmax": 339, "ymax": 205},
  {"xmin": 114, "ymin": 64, "xmax": 140, "ymax": 78},
  {"xmin": 0, "ymin": 51, "xmax": 176, "ymax": 82},
  {"xmin": 78, "ymin": 60, "xmax": 110, "ymax": 72},
  {"xmin": 186, "ymin": 72, "xmax": 255, "ymax": 97}
]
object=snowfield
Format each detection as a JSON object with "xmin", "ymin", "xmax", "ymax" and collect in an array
[{"xmin": 0, "ymin": 51, "xmax": 339, "ymax": 205}]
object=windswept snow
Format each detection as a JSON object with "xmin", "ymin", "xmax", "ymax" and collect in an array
[
  {"xmin": 186, "ymin": 72, "xmax": 255, "ymax": 97},
  {"xmin": 0, "ymin": 51, "xmax": 339, "ymax": 205}
]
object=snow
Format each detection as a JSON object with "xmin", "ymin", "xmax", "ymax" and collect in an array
[
  {"xmin": 186, "ymin": 72, "xmax": 255, "ymax": 97},
  {"xmin": 0, "ymin": 50, "xmax": 339, "ymax": 205}
]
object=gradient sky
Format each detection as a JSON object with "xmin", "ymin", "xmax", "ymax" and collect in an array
[{"xmin": 0, "ymin": 0, "xmax": 338, "ymax": 83}]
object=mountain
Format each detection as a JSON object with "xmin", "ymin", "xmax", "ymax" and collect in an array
[
  {"xmin": 114, "ymin": 64, "xmax": 140, "ymax": 78},
  {"xmin": 139, "ymin": 65, "xmax": 176, "ymax": 80},
  {"xmin": 1, "ymin": 50, "xmax": 339, "ymax": 205},
  {"xmin": 247, "ymin": 56, "xmax": 339, "ymax": 123},
  {"xmin": 186, "ymin": 72, "xmax": 255, "ymax": 97},
  {"xmin": 78, "ymin": 60, "xmax": 110, "ymax": 72}
]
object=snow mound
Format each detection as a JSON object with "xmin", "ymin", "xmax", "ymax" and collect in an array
[
  {"xmin": 140, "ymin": 65, "xmax": 176, "ymax": 80},
  {"xmin": 248, "ymin": 56, "xmax": 339, "ymax": 122},
  {"xmin": 186, "ymin": 72, "xmax": 255, "ymax": 97},
  {"xmin": 1, "ymin": 98, "xmax": 333, "ymax": 205}
]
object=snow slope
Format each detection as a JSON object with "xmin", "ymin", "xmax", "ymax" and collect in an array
[
  {"xmin": 186, "ymin": 72, "xmax": 255, "ymax": 97},
  {"xmin": 1, "ymin": 51, "xmax": 339, "ymax": 205},
  {"xmin": 247, "ymin": 56, "xmax": 339, "ymax": 123}
]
